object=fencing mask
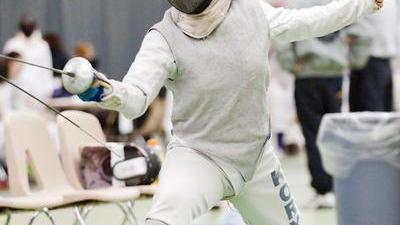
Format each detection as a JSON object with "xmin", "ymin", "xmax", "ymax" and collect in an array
[
  {"xmin": 80, "ymin": 143, "xmax": 161, "ymax": 189},
  {"xmin": 167, "ymin": 0, "xmax": 213, "ymax": 14}
]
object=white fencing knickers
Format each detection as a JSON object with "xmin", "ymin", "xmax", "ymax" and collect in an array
[{"xmin": 146, "ymin": 144, "xmax": 301, "ymax": 225}]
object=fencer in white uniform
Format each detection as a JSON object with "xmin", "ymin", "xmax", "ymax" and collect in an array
[{"xmin": 74, "ymin": 0, "xmax": 383, "ymax": 224}]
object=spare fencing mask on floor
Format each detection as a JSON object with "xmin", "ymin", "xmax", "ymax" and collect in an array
[{"xmin": 80, "ymin": 143, "xmax": 161, "ymax": 189}]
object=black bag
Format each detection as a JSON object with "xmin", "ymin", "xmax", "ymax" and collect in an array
[{"xmin": 80, "ymin": 143, "xmax": 161, "ymax": 189}]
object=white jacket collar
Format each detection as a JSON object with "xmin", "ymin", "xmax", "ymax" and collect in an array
[{"xmin": 171, "ymin": 0, "xmax": 232, "ymax": 39}]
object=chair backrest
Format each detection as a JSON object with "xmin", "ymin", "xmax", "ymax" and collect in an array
[
  {"xmin": 57, "ymin": 110, "xmax": 106, "ymax": 189},
  {"xmin": 4, "ymin": 112, "xmax": 72, "ymax": 196}
]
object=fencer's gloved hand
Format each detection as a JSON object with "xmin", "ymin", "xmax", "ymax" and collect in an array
[
  {"xmin": 62, "ymin": 57, "xmax": 113, "ymax": 101},
  {"xmin": 62, "ymin": 57, "xmax": 131, "ymax": 111},
  {"xmin": 77, "ymin": 71, "xmax": 111, "ymax": 102},
  {"xmin": 78, "ymin": 87, "xmax": 104, "ymax": 102}
]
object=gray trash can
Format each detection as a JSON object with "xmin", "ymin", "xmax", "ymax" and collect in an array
[{"xmin": 317, "ymin": 112, "xmax": 400, "ymax": 225}]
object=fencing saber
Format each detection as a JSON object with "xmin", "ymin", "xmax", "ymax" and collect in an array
[
  {"xmin": 0, "ymin": 53, "xmax": 75, "ymax": 77},
  {"xmin": 0, "ymin": 54, "xmax": 111, "ymax": 94},
  {"xmin": 0, "ymin": 74, "xmax": 121, "ymax": 158}
]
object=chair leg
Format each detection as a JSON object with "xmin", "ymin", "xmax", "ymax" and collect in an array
[
  {"xmin": 28, "ymin": 209, "xmax": 56, "ymax": 225},
  {"xmin": 28, "ymin": 211, "xmax": 41, "ymax": 225},
  {"xmin": 72, "ymin": 206, "xmax": 81, "ymax": 225},
  {"xmin": 41, "ymin": 208, "xmax": 56, "ymax": 225},
  {"xmin": 73, "ymin": 205, "xmax": 94, "ymax": 225},
  {"xmin": 116, "ymin": 203, "xmax": 128, "ymax": 225},
  {"xmin": 81, "ymin": 205, "xmax": 94, "ymax": 220},
  {"xmin": 116, "ymin": 202, "xmax": 138, "ymax": 225},
  {"xmin": 126, "ymin": 200, "xmax": 135, "ymax": 210},
  {"xmin": 4, "ymin": 210, "xmax": 11, "ymax": 225},
  {"xmin": 120, "ymin": 217, "xmax": 127, "ymax": 225},
  {"xmin": 126, "ymin": 201, "xmax": 138, "ymax": 225},
  {"xmin": 73, "ymin": 207, "xmax": 86, "ymax": 225}
]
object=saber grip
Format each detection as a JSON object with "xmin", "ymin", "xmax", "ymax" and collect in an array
[{"xmin": 93, "ymin": 79, "xmax": 112, "ymax": 91}]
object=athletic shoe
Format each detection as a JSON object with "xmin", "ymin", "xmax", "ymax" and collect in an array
[{"xmin": 302, "ymin": 193, "xmax": 336, "ymax": 209}]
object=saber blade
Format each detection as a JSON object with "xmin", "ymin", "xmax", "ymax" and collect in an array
[
  {"xmin": 0, "ymin": 54, "xmax": 75, "ymax": 77},
  {"xmin": 0, "ymin": 74, "xmax": 120, "ymax": 158}
]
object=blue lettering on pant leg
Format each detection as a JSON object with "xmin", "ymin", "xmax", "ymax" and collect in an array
[
  {"xmin": 271, "ymin": 168, "xmax": 285, "ymax": 187},
  {"xmin": 285, "ymin": 199, "xmax": 297, "ymax": 220},
  {"xmin": 271, "ymin": 168, "xmax": 301, "ymax": 225},
  {"xmin": 280, "ymin": 184, "xmax": 291, "ymax": 202},
  {"xmin": 290, "ymin": 215, "xmax": 300, "ymax": 225}
]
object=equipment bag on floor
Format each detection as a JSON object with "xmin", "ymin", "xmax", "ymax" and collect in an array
[{"xmin": 80, "ymin": 142, "xmax": 161, "ymax": 189}]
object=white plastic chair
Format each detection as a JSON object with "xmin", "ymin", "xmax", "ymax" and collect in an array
[
  {"xmin": 57, "ymin": 110, "xmax": 156, "ymax": 196},
  {"xmin": 57, "ymin": 110, "xmax": 146, "ymax": 224},
  {"xmin": 4, "ymin": 112, "xmax": 77, "ymax": 225},
  {"xmin": 0, "ymin": 195, "xmax": 63, "ymax": 225},
  {"xmin": 5, "ymin": 112, "xmax": 140, "ymax": 225}
]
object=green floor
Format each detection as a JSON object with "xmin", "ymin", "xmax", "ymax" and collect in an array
[{"xmin": 0, "ymin": 153, "xmax": 337, "ymax": 225}]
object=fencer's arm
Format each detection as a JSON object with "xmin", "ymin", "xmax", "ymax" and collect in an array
[
  {"xmin": 261, "ymin": 0, "xmax": 380, "ymax": 43},
  {"xmin": 98, "ymin": 31, "xmax": 176, "ymax": 120}
]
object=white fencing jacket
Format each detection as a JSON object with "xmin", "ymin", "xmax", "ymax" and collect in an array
[
  {"xmin": 101, "ymin": 0, "xmax": 377, "ymax": 119},
  {"xmin": 98, "ymin": 0, "xmax": 377, "ymax": 179}
]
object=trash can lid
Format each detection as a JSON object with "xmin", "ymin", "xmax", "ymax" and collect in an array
[{"xmin": 317, "ymin": 112, "xmax": 400, "ymax": 178}]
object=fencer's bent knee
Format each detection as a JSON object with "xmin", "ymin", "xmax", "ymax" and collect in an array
[
  {"xmin": 147, "ymin": 148, "xmax": 227, "ymax": 225},
  {"xmin": 147, "ymin": 183, "xmax": 217, "ymax": 225},
  {"xmin": 155, "ymin": 186, "xmax": 199, "ymax": 210},
  {"xmin": 146, "ymin": 191, "xmax": 194, "ymax": 225}
]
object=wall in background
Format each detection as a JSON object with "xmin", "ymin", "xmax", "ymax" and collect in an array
[{"xmin": 0, "ymin": 0, "xmax": 169, "ymax": 79}]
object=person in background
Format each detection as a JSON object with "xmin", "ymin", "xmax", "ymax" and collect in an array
[
  {"xmin": 73, "ymin": 40, "xmax": 99, "ymax": 69},
  {"xmin": 268, "ymin": 49, "xmax": 303, "ymax": 156},
  {"xmin": 0, "ymin": 52, "xmax": 23, "ymax": 118},
  {"xmin": 2, "ymin": 15, "xmax": 54, "ymax": 115},
  {"xmin": 0, "ymin": 57, "xmax": 6, "ymax": 77},
  {"xmin": 44, "ymin": 33, "xmax": 71, "ymax": 97},
  {"xmin": 266, "ymin": 0, "xmax": 303, "ymax": 156},
  {"xmin": 348, "ymin": 0, "xmax": 399, "ymax": 112},
  {"xmin": 394, "ymin": 60, "xmax": 400, "ymax": 111},
  {"xmin": 43, "ymin": 33, "xmax": 69, "ymax": 76},
  {"xmin": 0, "ymin": 52, "xmax": 23, "ymax": 181},
  {"xmin": 275, "ymin": 0, "xmax": 349, "ymax": 209},
  {"xmin": 394, "ymin": 18, "xmax": 400, "ymax": 111}
]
